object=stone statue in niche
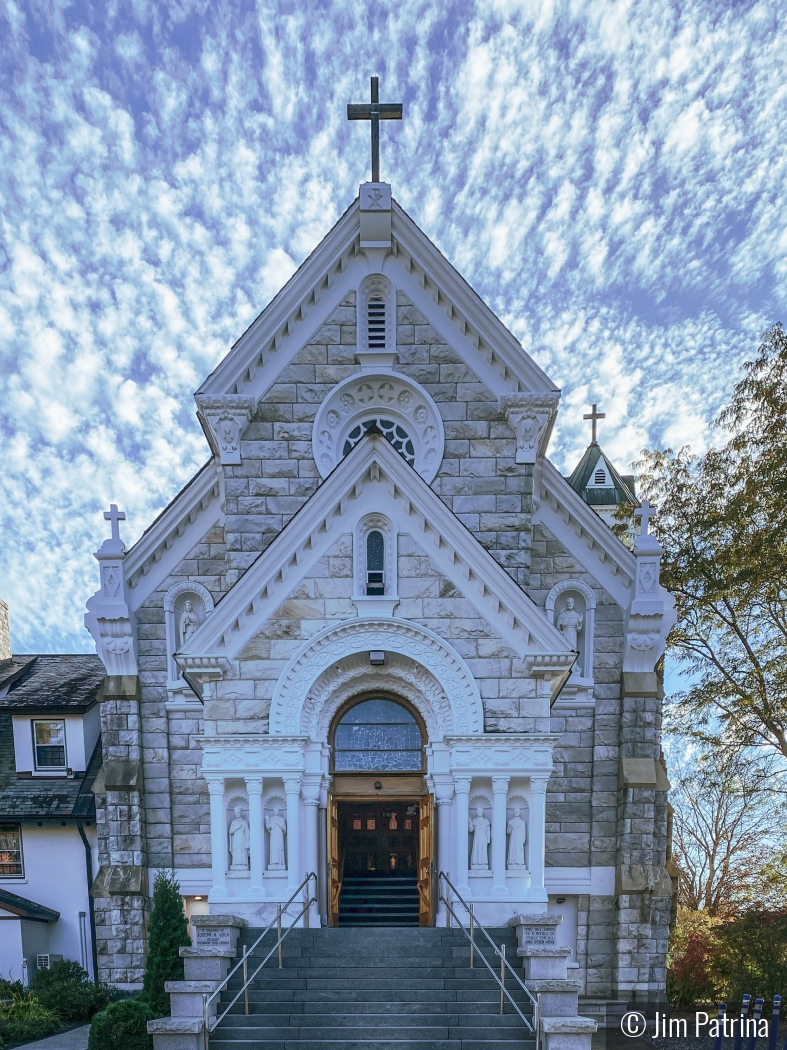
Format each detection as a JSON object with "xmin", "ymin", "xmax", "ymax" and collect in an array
[
  {"xmin": 179, "ymin": 599, "xmax": 202, "ymax": 646},
  {"xmin": 469, "ymin": 806, "xmax": 491, "ymax": 870},
  {"xmin": 557, "ymin": 596, "xmax": 583, "ymax": 651},
  {"xmin": 228, "ymin": 805, "xmax": 250, "ymax": 871},
  {"xmin": 266, "ymin": 806, "xmax": 287, "ymax": 869},
  {"xmin": 507, "ymin": 807, "xmax": 528, "ymax": 868}
]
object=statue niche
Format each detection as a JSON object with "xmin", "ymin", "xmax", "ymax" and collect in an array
[
  {"xmin": 265, "ymin": 804, "xmax": 287, "ymax": 870},
  {"xmin": 555, "ymin": 592, "xmax": 586, "ymax": 674},
  {"xmin": 228, "ymin": 804, "xmax": 250, "ymax": 871}
]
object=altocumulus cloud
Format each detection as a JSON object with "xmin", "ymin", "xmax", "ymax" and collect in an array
[{"xmin": 0, "ymin": 0, "xmax": 784, "ymax": 652}]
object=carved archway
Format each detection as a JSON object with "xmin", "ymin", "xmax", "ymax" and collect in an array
[{"xmin": 269, "ymin": 619, "xmax": 483, "ymax": 738}]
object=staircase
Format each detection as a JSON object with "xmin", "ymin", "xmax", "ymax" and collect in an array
[
  {"xmin": 209, "ymin": 926, "xmax": 536, "ymax": 1049},
  {"xmin": 338, "ymin": 875, "xmax": 420, "ymax": 926}
]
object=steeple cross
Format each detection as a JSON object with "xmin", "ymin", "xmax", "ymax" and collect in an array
[
  {"xmin": 103, "ymin": 503, "xmax": 126, "ymax": 542},
  {"xmin": 583, "ymin": 403, "xmax": 606, "ymax": 444},
  {"xmin": 635, "ymin": 499, "xmax": 657, "ymax": 536},
  {"xmin": 347, "ymin": 76, "xmax": 403, "ymax": 184}
]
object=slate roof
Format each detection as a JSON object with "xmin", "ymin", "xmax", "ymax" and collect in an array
[
  {"xmin": 0, "ymin": 654, "xmax": 104, "ymax": 712},
  {"xmin": 0, "ymin": 887, "xmax": 60, "ymax": 922},
  {"xmin": 0, "ymin": 714, "xmax": 101, "ymax": 821},
  {"xmin": 566, "ymin": 442, "xmax": 638, "ymax": 508}
]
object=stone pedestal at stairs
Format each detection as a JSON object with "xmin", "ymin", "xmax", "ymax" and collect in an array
[
  {"xmin": 148, "ymin": 915, "xmax": 247, "ymax": 1050},
  {"xmin": 511, "ymin": 913, "xmax": 597, "ymax": 1050}
]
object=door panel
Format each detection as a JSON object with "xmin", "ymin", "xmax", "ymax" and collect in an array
[
  {"xmin": 328, "ymin": 799, "xmax": 340, "ymax": 926},
  {"xmin": 418, "ymin": 794, "xmax": 433, "ymax": 926}
]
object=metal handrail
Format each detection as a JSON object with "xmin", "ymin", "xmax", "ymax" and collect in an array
[
  {"xmin": 439, "ymin": 871, "xmax": 540, "ymax": 1047},
  {"xmin": 203, "ymin": 872, "xmax": 317, "ymax": 1047}
]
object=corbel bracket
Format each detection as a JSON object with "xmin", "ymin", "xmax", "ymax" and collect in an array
[
  {"xmin": 196, "ymin": 395, "xmax": 256, "ymax": 465},
  {"xmin": 501, "ymin": 392, "xmax": 561, "ymax": 464}
]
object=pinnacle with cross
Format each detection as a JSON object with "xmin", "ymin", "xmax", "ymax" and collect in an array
[
  {"xmin": 347, "ymin": 76, "xmax": 403, "ymax": 184},
  {"xmin": 104, "ymin": 503, "xmax": 126, "ymax": 542},
  {"xmin": 634, "ymin": 499, "xmax": 656, "ymax": 537},
  {"xmin": 583, "ymin": 403, "xmax": 605, "ymax": 444}
]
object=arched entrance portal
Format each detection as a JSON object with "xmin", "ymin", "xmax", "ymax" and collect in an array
[{"xmin": 328, "ymin": 696, "xmax": 433, "ymax": 927}]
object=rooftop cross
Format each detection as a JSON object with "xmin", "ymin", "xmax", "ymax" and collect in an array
[
  {"xmin": 634, "ymin": 499, "xmax": 657, "ymax": 537},
  {"xmin": 347, "ymin": 75, "xmax": 403, "ymax": 184},
  {"xmin": 583, "ymin": 403, "xmax": 606, "ymax": 444},
  {"xmin": 104, "ymin": 503, "xmax": 126, "ymax": 543}
]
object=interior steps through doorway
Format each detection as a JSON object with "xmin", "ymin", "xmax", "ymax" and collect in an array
[{"xmin": 338, "ymin": 874, "xmax": 420, "ymax": 927}]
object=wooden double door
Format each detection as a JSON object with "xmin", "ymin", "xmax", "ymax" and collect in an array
[{"xmin": 329, "ymin": 795, "xmax": 433, "ymax": 925}]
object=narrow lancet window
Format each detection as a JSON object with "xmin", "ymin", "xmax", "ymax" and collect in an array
[
  {"xmin": 367, "ymin": 298, "xmax": 386, "ymax": 349},
  {"xmin": 366, "ymin": 530, "xmax": 385, "ymax": 595}
]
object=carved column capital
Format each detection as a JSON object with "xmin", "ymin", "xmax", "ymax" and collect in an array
[
  {"xmin": 529, "ymin": 775, "xmax": 550, "ymax": 795},
  {"xmin": 196, "ymin": 394, "xmax": 256, "ymax": 466},
  {"xmin": 206, "ymin": 777, "xmax": 226, "ymax": 796},
  {"xmin": 283, "ymin": 776, "xmax": 303, "ymax": 796},
  {"xmin": 244, "ymin": 776, "xmax": 263, "ymax": 796},
  {"xmin": 453, "ymin": 775, "xmax": 473, "ymax": 794},
  {"xmin": 492, "ymin": 775, "xmax": 511, "ymax": 794}
]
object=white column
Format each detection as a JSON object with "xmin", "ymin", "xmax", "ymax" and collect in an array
[
  {"xmin": 284, "ymin": 776, "xmax": 302, "ymax": 895},
  {"xmin": 525, "ymin": 775, "xmax": 549, "ymax": 903},
  {"xmin": 454, "ymin": 776, "xmax": 472, "ymax": 896},
  {"xmin": 301, "ymin": 779, "xmax": 321, "ymax": 927},
  {"xmin": 491, "ymin": 775, "xmax": 510, "ymax": 899},
  {"xmin": 434, "ymin": 785, "xmax": 454, "ymax": 925},
  {"xmin": 207, "ymin": 777, "xmax": 227, "ymax": 899},
  {"xmin": 245, "ymin": 776, "xmax": 264, "ymax": 898}
]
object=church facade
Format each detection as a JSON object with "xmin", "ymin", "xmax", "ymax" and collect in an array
[{"xmin": 82, "ymin": 181, "xmax": 676, "ymax": 1006}]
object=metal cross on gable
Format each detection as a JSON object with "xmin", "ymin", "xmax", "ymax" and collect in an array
[
  {"xmin": 583, "ymin": 403, "xmax": 606, "ymax": 444},
  {"xmin": 347, "ymin": 76, "xmax": 403, "ymax": 184},
  {"xmin": 104, "ymin": 503, "xmax": 126, "ymax": 542}
]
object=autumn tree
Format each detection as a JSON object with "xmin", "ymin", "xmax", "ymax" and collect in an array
[{"xmin": 623, "ymin": 323, "xmax": 787, "ymax": 760}]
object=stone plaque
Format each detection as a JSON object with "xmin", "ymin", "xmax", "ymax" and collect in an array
[
  {"xmin": 195, "ymin": 926, "xmax": 233, "ymax": 949},
  {"xmin": 520, "ymin": 926, "xmax": 557, "ymax": 946}
]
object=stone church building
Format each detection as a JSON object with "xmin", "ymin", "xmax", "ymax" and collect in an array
[{"xmin": 73, "ymin": 175, "xmax": 677, "ymax": 1008}]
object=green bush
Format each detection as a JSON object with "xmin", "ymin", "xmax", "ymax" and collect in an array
[
  {"xmin": 141, "ymin": 870, "xmax": 191, "ymax": 1018},
  {"xmin": 0, "ymin": 991, "xmax": 61, "ymax": 1045},
  {"xmin": 31, "ymin": 959, "xmax": 115, "ymax": 1022},
  {"xmin": 88, "ymin": 999, "xmax": 153, "ymax": 1050},
  {"xmin": 712, "ymin": 909, "xmax": 787, "ymax": 1002}
]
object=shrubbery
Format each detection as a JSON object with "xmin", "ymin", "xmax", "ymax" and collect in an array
[
  {"xmin": 0, "ymin": 988, "xmax": 60, "ymax": 1046},
  {"xmin": 141, "ymin": 870, "xmax": 191, "ymax": 1018},
  {"xmin": 87, "ymin": 999, "xmax": 153, "ymax": 1050},
  {"xmin": 668, "ymin": 907, "xmax": 787, "ymax": 1004},
  {"xmin": 31, "ymin": 959, "xmax": 114, "ymax": 1022}
]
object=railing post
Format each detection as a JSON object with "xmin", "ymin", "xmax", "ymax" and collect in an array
[
  {"xmin": 303, "ymin": 879, "xmax": 309, "ymax": 930},
  {"xmin": 500, "ymin": 943, "xmax": 505, "ymax": 1015},
  {"xmin": 243, "ymin": 945, "xmax": 248, "ymax": 1015},
  {"xmin": 767, "ymin": 997, "xmax": 780, "ymax": 1050},
  {"xmin": 536, "ymin": 993, "xmax": 541, "ymax": 1050},
  {"xmin": 277, "ymin": 905, "xmax": 283, "ymax": 969},
  {"xmin": 469, "ymin": 904, "xmax": 474, "ymax": 968},
  {"xmin": 203, "ymin": 992, "xmax": 209, "ymax": 1050}
]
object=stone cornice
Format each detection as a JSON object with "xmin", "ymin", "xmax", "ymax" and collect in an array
[
  {"xmin": 445, "ymin": 734, "xmax": 559, "ymax": 775},
  {"xmin": 199, "ymin": 734, "xmax": 309, "ymax": 775}
]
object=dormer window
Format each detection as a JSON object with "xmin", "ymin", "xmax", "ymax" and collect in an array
[
  {"xmin": 367, "ymin": 298, "xmax": 386, "ymax": 349},
  {"xmin": 33, "ymin": 720, "xmax": 66, "ymax": 770},
  {"xmin": 0, "ymin": 824, "xmax": 23, "ymax": 876},
  {"xmin": 366, "ymin": 531, "xmax": 385, "ymax": 595}
]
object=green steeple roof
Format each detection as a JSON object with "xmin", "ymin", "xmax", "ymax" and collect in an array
[{"xmin": 566, "ymin": 442, "xmax": 638, "ymax": 508}]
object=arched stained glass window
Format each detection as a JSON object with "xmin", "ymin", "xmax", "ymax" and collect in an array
[
  {"xmin": 366, "ymin": 530, "xmax": 385, "ymax": 595},
  {"xmin": 334, "ymin": 698, "xmax": 423, "ymax": 772}
]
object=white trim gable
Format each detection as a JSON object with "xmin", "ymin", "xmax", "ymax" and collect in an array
[
  {"xmin": 194, "ymin": 194, "xmax": 559, "ymax": 405},
  {"xmin": 534, "ymin": 460, "xmax": 636, "ymax": 609},
  {"xmin": 179, "ymin": 434, "xmax": 573, "ymax": 663},
  {"xmin": 124, "ymin": 460, "xmax": 223, "ymax": 612}
]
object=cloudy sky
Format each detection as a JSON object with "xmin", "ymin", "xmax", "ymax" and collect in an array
[{"xmin": 1, "ymin": 0, "xmax": 785, "ymax": 654}]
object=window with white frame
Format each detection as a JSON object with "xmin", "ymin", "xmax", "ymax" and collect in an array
[
  {"xmin": 366, "ymin": 530, "xmax": 386, "ymax": 595},
  {"xmin": 32, "ymin": 719, "xmax": 67, "ymax": 770},
  {"xmin": 354, "ymin": 514, "xmax": 397, "ymax": 601},
  {"xmin": 0, "ymin": 824, "xmax": 24, "ymax": 876}
]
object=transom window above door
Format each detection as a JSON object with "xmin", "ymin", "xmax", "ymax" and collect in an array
[{"xmin": 334, "ymin": 698, "xmax": 423, "ymax": 772}]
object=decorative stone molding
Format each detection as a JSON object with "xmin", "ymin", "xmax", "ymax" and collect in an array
[
  {"xmin": 200, "ymin": 736, "xmax": 309, "ymax": 775},
  {"xmin": 269, "ymin": 618, "xmax": 484, "ymax": 737},
  {"xmin": 500, "ymin": 392, "xmax": 560, "ymax": 464},
  {"xmin": 175, "ymin": 655, "xmax": 230, "ymax": 699},
  {"xmin": 445, "ymin": 735, "xmax": 557, "ymax": 774},
  {"xmin": 359, "ymin": 181, "xmax": 392, "ymax": 248},
  {"xmin": 195, "ymin": 395, "xmax": 256, "ymax": 465},
  {"xmin": 84, "ymin": 505, "xmax": 139, "ymax": 676},
  {"xmin": 305, "ymin": 652, "xmax": 451, "ymax": 742},
  {"xmin": 312, "ymin": 371, "xmax": 444, "ymax": 482},
  {"xmin": 623, "ymin": 501, "xmax": 677, "ymax": 676}
]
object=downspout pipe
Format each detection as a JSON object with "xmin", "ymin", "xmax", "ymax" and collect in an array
[{"xmin": 77, "ymin": 822, "xmax": 99, "ymax": 981}]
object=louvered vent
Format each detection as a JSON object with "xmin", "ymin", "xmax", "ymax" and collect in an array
[
  {"xmin": 367, "ymin": 298, "xmax": 386, "ymax": 349},
  {"xmin": 594, "ymin": 468, "xmax": 607, "ymax": 485}
]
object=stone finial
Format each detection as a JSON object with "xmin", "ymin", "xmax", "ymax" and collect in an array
[
  {"xmin": 501, "ymin": 392, "xmax": 560, "ymax": 465},
  {"xmin": 84, "ymin": 505, "xmax": 138, "ymax": 676}
]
